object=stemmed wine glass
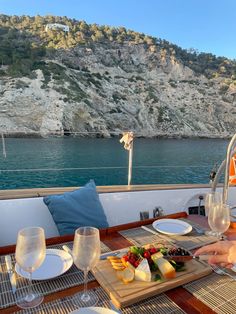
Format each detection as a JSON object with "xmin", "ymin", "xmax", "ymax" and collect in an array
[
  {"xmin": 204, "ymin": 192, "xmax": 222, "ymax": 236},
  {"xmin": 208, "ymin": 201, "xmax": 231, "ymax": 240},
  {"xmin": 15, "ymin": 227, "xmax": 46, "ymax": 309},
  {"xmin": 72, "ymin": 226, "xmax": 101, "ymax": 307}
]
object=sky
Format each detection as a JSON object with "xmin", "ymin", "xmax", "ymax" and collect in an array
[{"xmin": 0, "ymin": 0, "xmax": 235, "ymax": 60}]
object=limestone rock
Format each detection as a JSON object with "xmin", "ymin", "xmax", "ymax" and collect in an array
[{"xmin": 0, "ymin": 42, "xmax": 235, "ymax": 138}]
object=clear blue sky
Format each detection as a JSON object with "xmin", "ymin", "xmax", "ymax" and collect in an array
[{"xmin": 0, "ymin": 0, "xmax": 235, "ymax": 60}]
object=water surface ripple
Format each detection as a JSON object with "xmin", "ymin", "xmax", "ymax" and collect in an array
[{"xmin": 0, "ymin": 138, "xmax": 229, "ymax": 189}]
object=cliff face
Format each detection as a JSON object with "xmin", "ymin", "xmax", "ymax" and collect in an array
[{"xmin": 0, "ymin": 27, "xmax": 236, "ymax": 138}]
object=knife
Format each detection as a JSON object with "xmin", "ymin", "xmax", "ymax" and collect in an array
[
  {"xmin": 141, "ymin": 225, "xmax": 159, "ymax": 235},
  {"xmin": 5, "ymin": 255, "xmax": 17, "ymax": 294},
  {"xmin": 163, "ymin": 254, "xmax": 211, "ymax": 262},
  {"xmin": 100, "ymin": 251, "xmax": 122, "ymax": 260},
  {"xmin": 141, "ymin": 225, "xmax": 176, "ymax": 244}
]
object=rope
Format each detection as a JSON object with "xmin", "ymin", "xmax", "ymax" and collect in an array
[
  {"xmin": 0, "ymin": 165, "xmax": 212, "ymax": 173},
  {"xmin": 0, "ymin": 166, "xmax": 127, "ymax": 172}
]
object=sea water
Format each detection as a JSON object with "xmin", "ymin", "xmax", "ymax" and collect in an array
[{"xmin": 0, "ymin": 137, "xmax": 229, "ymax": 190}]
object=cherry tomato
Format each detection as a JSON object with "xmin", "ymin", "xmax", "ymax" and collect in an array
[
  {"xmin": 123, "ymin": 255, "xmax": 129, "ymax": 261},
  {"xmin": 134, "ymin": 261, "xmax": 140, "ymax": 268},
  {"xmin": 143, "ymin": 251, "xmax": 151, "ymax": 259},
  {"xmin": 149, "ymin": 248, "xmax": 157, "ymax": 254}
]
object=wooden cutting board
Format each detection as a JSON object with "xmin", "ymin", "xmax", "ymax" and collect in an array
[{"xmin": 92, "ymin": 255, "xmax": 212, "ymax": 308}]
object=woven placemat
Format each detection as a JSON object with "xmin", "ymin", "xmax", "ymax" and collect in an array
[
  {"xmin": 184, "ymin": 272, "xmax": 236, "ymax": 314},
  {"xmin": 16, "ymin": 286, "xmax": 187, "ymax": 314},
  {"xmin": 0, "ymin": 241, "xmax": 110, "ymax": 309},
  {"xmin": 119, "ymin": 219, "xmax": 218, "ymax": 250}
]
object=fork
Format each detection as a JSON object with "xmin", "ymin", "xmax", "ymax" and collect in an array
[{"xmin": 211, "ymin": 265, "xmax": 236, "ymax": 280}]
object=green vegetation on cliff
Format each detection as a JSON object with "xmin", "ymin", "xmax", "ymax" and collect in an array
[{"xmin": 0, "ymin": 14, "xmax": 235, "ymax": 84}]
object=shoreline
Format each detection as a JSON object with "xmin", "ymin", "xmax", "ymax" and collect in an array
[{"xmin": 0, "ymin": 132, "xmax": 232, "ymax": 140}]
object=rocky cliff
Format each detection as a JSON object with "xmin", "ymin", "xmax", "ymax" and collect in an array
[{"xmin": 0, "ymin": 15, "xmax": 236, "ymax": 138}]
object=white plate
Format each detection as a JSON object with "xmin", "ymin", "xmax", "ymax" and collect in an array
[
  {"xmin": 152, "ymin": 219, "xmax": 192, "ymax": 236},
  {"xmin": 15, "ymin": 248, "xmax": 73, "ymax": 280},
  {"xmin": 69, "ymin": 307, "xmax": 118, "ymax": 314}
]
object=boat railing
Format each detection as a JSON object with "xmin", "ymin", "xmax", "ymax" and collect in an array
[{"xmin": 211, "ymin": 138, "xmax": 236, "ymax": 204}]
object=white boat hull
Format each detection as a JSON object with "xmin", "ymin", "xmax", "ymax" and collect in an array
[{"xmin": 1, "ymin": 184, "xmax": 235, "ymax": 247}]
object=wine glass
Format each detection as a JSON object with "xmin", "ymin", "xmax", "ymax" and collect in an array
[
  {"xmin": 208, "ymin": 203, "xmax": 231, "ymax": 240},
  {"xmin": 72, "ymin": 226, "xmax": 100, "ymax": 307},
  {"xmin": 204, "ymin": 192, "xmax": 222, "ymax": 236},
  {"xmin": 15, "ymin": 227, "xmax": 46, "ymax": 309},
  {"xmin": 204, "ymin": 192, "xmax": 222, "ymax": 216}
]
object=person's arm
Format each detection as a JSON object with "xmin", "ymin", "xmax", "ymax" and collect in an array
[{"xmin": 194, "ymin": 240, "xmax": 236, "ymax": 267}]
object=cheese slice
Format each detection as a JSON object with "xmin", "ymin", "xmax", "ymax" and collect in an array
[
  {"xmin": 134, "ymin": 258, "xmax": 152, "ymax": 282},
  {"xmin": 151, "ymin": 252, "xmax": 163, "ymax": 260},
  {"xmin": 151, "ymin": 251, "xmax": 176, "ymax": 279},
  {"xmin": 154, "ymin": 258, "xmax": 176, "ymax": 279}
]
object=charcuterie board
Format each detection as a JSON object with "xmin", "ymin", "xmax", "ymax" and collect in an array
[{"xmin": 92, "ymin": 249, "xmax": 212, "ymax": 308}]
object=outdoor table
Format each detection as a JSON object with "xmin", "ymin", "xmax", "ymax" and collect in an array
[{"xmin": 0, "ymin": 211, "xmax": 234, "ymax": 314}]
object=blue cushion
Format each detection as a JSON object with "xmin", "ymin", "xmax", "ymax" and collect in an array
[{"xmin": 43, "ymin": 180, "xmax": 109, "ymax": 235}]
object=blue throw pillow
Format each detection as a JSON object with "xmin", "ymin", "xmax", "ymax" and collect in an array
[{"xmin": 43, "ymin": 180, "xmax": 109, "ymax": 235}]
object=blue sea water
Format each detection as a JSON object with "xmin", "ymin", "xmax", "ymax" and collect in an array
[{"xmin": 0, "ymin": 137, "xmax": 229, "ymax": 190}]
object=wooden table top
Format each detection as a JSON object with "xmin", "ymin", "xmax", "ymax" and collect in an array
[{"xmin": 1, "ymin": 211, "xmax": 235, "ymax": 314}]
